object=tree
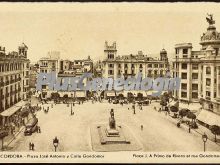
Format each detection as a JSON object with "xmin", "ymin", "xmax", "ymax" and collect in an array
[
  {"xmin": 137, "ymin": 93, "xmax": 143, "ymax": 101},
  {"xmin": 160, "ymin": 99, "xmax": 167, "ymax": 106},
  {"xmin": 170, "ymin": 106, "xmax": 178, "ymax": 118},
  {"xmin": 51, "ymin": 92, "xmax": 60, "ymax": 100},
  {"xmin": 127, "ymin": 92, "xmax": 134, "ymax": 102},
  {"xmin": 187, "ymin": 112, "xmax": 196, "ymax": 121},
  {"xmin": 0, "ymin": 130, "xmax": 8, "ymax": 150},
  {"xmin": 210, "ymin": 125, "xmax": 220, "ymax": 142},
  {"xmin": 170, "ymin": 106, "xmax": 178, "ymax": 113},
  {"xmin": 179, "ymin": 109, "xmax": 190, "ymax": 118},
  {"xmin": 63, "ymin": 94, "xmax": 68, "ymax": 99},
  {"xmin": 163, "ymin": 92, "xmax": 170, "ymax": 103},
  {"xmin": 20, "ymin": 108, "xmax": 29, "ymax": 118},
  {"xmin": 186, "ymin": 111, "xmax": 198, "ymax": 128},
  {"xmin": 118, "ymin": 94, "xmax": 124, "ymax": 100}
]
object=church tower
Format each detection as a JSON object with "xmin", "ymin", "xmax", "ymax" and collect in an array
[
  {"xmin": 160, "ymin": 48, "xmax": 168, "ymax": 61},
  {"xmin": 18, "ymin": 43, "xmax": 28, "ymax": 58},
  {"xmin": 104, "ymin": 41, "xmax": 117, "ymax": 60}
]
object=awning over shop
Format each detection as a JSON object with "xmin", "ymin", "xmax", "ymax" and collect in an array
[
  {"xmin": 14, "ymin": 100, "xmax": 28, "ymax": 107},
  {"xmin": 146, "ymin": 90, "xmax": 158, "ymax": 96},
  {"xmin": 0, "ymin": 106, "xmax": 22, "ymax": 117},
  {"xmin": 197, "ymin": 110, "xmax": 220, "ymax": 126},
  {"xmin": 106, "ymin": 91, "xmax": 116, "ymax": 97},
  {"xmin": 75, "ymin": 91, "xmax": 86, "ymax": 97}
]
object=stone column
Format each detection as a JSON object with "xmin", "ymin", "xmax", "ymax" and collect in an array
[
  {"xmin": 198, "ymin": 64, "xmax": 202, "ymax": 98},
  {"xmin": 121, "ymin": 61, "xmax": 124, "ymax": 77},
  {"xmin": 143, "ymin": 63, "xmax": 146, "ymax": 79},
  {"xmin": 114, "ymin": 62, "xmax": 117, "ymax": 80},
  {"xmin": 187, "ymin": 63, "xmax": 191, "ymax": 101},
  {"xmin": 211, "ymin": 65, "xmax": 215, "ymax": 100},
  {"xmin": 217, "ymin": 66, "xmax": 220, "ymax": 98},
  {"xmin": 202, "ymin": 65, "xmax": 206, "ymax": 99}
]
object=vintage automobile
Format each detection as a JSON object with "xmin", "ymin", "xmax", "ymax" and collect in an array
[
  {"xmin": 142, "ymin": 100, "xmax": 149, "ymax": 106},
  {"xmin": 24, "ymin": 117, "xmax": 38, "ymax": 136},
  {"xmin": 113, "ymin": 100, "xmax": 119, "ymax": 104}
]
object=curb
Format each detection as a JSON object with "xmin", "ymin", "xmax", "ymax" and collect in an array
[{"xmin": 5, "ymin": 126, "xmax": 25, "ymax": 147}]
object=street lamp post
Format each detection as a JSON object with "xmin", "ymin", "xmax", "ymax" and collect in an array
[
  {"xmin": 202, "ymin": 133, "xmax": 208, "ymax": 152},
  {"xmin": 53, "ymin": 137, "xmax": 59, "ymax": 152},
  {"xmin": 71, "ymin": 93, "xmax": 73, "ymax": 115}
]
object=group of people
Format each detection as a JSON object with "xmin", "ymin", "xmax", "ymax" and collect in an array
[{"xmin": 29, "ymin": 142, "xmax": 35, "ymax": 151}]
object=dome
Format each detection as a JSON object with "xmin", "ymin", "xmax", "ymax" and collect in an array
[
  {"xmin": 160, "ymin": 48, "xmax": 167, "ymax": 53},
  {"xmin": 201, "ymin": 26, "xmax": 220, "ymax": 42}
]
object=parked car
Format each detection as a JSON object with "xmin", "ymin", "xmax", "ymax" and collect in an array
[
  {"xmin": 113, "ymin": 100, "xmax": 119, "ymax": 104},
  {"xmin": 142, "ymin": 100, "xmax": 149, "ymax": 106}
]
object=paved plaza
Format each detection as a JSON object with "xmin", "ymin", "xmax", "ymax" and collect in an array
[{"xmin": 6, "ymin": 99, "xmax": 220, "ymax": 152}]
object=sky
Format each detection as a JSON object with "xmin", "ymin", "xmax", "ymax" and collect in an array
[{"xmin": 0, "ymin": 2, "xmax": 220, "ymax": 63}]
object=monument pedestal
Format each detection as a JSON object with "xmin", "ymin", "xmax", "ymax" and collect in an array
[
  {"xmin": 97, "ymin": 125, "xmax": 130, "ymax": 144},
  {"xmin": 90, "ymin": 124, "xmax": 142, "ymax": 151},
  {"xmin": 106, "ymin": 126, "xmax": 120, "ymax": 137},
  {"xmin": 90, "ymin": 109, "xmax": 142, "ymax": 151}
]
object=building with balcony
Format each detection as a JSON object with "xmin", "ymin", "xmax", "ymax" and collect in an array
[
  {"xmin": 38, "ymin": 51, "xmax": 60, "ymax": 74},
  {"xmin": 0, "ymin": 43, "xmax": 30, "ymax": 125},
  {"xmin": 102, "ymin": 41, "xmax": 170, "ymax": 80},
  {"xmin": 172, "ymin": 15, "xmax": 220, "ymax": 115}
]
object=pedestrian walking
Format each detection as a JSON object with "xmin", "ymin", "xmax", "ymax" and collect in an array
[
  {"xmin": 29, "ymin": 142, "xmax": 32, "ymax": 150},
  {"xmin": 31, "ymin": 143, "xmax": 35, "ymax": 151},
  {"xmin": 141, "ymin": 125, "xmax": 143, "ymax": 131},
  {"xmin": 139, "ymin": 105, "xmax": 142, "ymax": 110},
  {"xmin": 38, "ymin": 126, "xmax": 41, "ymax": 133}
]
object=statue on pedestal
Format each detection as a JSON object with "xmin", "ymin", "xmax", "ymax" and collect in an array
[
  {"xmin": 206, "ymin": 13, "xmax": 215, "ymax": 25},
  {"xmin": 109, "ymin": 109, "xmax": 116, "ymax": 129}
]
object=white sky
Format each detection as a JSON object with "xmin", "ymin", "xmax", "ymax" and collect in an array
[{"xmin": 0, "ymin": 2, "xmax": 220, "ymax": 63}]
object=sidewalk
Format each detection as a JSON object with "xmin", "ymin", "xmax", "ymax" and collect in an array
[
  {"xmin": 4, "ymin": 126, "xmax": 25, "ymax": 147},
  {"xmin": 2, "ymin": 112, "xmax": 37, "ymax": 151},
  {"xmin": 151, "ymin": 102, "xmax": 220, "ymax": 147}
]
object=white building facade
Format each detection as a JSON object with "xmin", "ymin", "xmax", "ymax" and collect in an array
[{"xmin": 172, "ymin": 15, "xmax": 220, "ymax": 115}]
